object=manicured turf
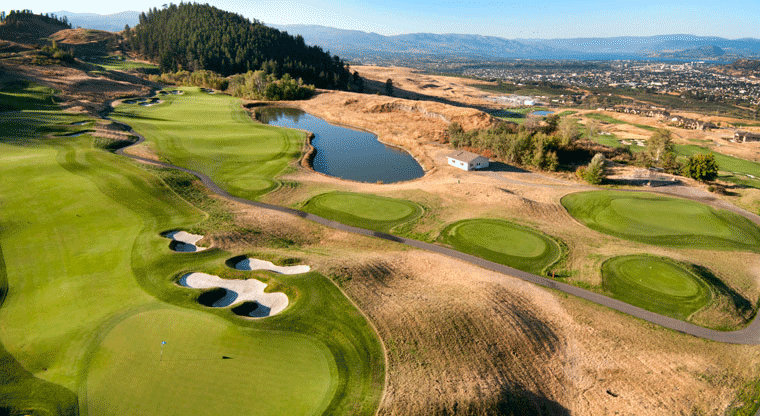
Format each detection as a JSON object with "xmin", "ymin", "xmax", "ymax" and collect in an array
[
  {"xmin": 562, "ymin": 191, "xmax": 760, "ymax": 252},
  {"xmin": 86, "ymin": 308, "xmax": 336, "ymax": 416},
  {"xmin": 0, "ymin": 85, "xmax": 383, "ymax": 415},
  {"xmin": 440, "ymin": 219, "xmax": 563, "ymax": 275},
  {"xmin": 602, "ymin": 255, "xmax": 712, "ymax": 320},
  {"xmin": 301, "ymin": 191, "xmax": 423, "ymax": 232},
  {"xmin": 110, "ymin": 87, "xmax": 305, "ymax": 199}
]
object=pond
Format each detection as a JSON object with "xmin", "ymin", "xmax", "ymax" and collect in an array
[
  {"xmin": 530, "ymin": 110, "xmax": 555, "ymax": 116},
  {"xmin": 258, "ymin": 107, "xmax": 424, "ymax": 183}
]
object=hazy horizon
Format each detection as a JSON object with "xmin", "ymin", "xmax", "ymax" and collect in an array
[{"xmin": 11, "ymin": 0, "xmax": 760, "ymax": 39}]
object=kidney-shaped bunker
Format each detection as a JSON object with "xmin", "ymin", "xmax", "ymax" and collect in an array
[{"xmin": 178, "ymin": 272, "xmax": 288, "ymax": 317}]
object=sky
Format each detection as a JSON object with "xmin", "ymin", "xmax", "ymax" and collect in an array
[{"xmin": 18, "ymin": 0, "xmax": 760, "ymax": 39}]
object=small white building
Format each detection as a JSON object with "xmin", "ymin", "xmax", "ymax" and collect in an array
[{"xmin": 446, "ymin": 150, "xmax": 489, "ymax": 171}]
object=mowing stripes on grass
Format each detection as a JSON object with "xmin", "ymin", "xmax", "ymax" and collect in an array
[
  {"xmin": 110, "ymin": 87, "xmax": 305, "ymax": 200},
  {"xmin": 561, "ymin": 191, "xmax": 760, "ymax": 252},
  {"xmin": 440, "ymin": 219, "xmax": 563, "ymax": 275},
  {"xmin": 301, "ymin": 191, "xmax": 423, "ymax": 232},
  {"xmin": 602, "ymin": 255, "xmax": 712, "ymax": 321}
]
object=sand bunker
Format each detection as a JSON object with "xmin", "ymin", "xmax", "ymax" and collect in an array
[
  {"xmin": 235, "ymin": 258, "xmax": 310, "ymax": 275},
  {"xmin": 163, "ymin": 230, "xmax": 208, "ymax": 252},
  {"xmin": 179, "ymin": 272, "xmax": 288, "ymax": 317}
]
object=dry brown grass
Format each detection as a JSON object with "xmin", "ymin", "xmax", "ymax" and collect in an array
[{"xmin": 0, "ymin": 59, "xmax": 154, "ymax": 115}]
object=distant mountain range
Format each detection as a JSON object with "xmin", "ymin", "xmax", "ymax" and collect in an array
[
  {"xmin": 273, "ymin": 24, "xmax": 760, "ymax": 62},
  {"xmin": 52, "ymin": 11, "xmax": 140, "ymax": 32},
  {"xmin": 44, "ymin": 12, "xmax": 760, "ymax": 62}
]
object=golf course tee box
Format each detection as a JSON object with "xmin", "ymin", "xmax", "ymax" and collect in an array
[
  {"xmin": 561, "ymin": 191, "xmax": 760, "ymax": 251},
  {"xmin": 602, "ymin": 255, "xmax": 712, "ymax": 321},
  {"xmin": 301, "ymin": 191, "xmax": 424, "ymax": 232},
  {"xmin": 440, "ymin": 218, "xmax": 563, "ymax": 275}
]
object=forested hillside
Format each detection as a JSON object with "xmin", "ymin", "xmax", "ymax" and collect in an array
[
  {"xmin": 0, "ymin": 10, "xmax": 71, "ymax": 43},
  {"xmin": 129, "ymin": 3, "xmax": 353, "ymax": 89}
]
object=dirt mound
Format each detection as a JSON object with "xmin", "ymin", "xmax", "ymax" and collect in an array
[{"xmin": 49, "ymin": 29, "xmax": 121, "ymax": 57}]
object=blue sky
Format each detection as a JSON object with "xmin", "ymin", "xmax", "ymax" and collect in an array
[{"xmin": 19, "ymin": 0, "xmax": 760, "ymax": 38}]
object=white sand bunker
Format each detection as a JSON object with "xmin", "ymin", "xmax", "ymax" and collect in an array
[
  {"xmin": 164, "ymin": 230, "xmax": 208, "ymax": 252},
  {"xmin": 179, "ymin": 272, "xmax": 288, "ymax": 318},
  {"xmin": 235, "ymin": 258, "xmax": 310, "ymax": 275}
]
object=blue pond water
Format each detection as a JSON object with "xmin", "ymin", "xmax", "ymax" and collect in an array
[
  {"xmin": 258, "ymin": 107, "xmax": 424, "ymax": 183},
  {"xmin": 530, "ymin": 110, "xmax": 555, "ymax": 116}
]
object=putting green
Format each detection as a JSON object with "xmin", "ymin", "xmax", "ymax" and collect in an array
[
  {"xmin": 86, "ymin": 308, "xmax": 336, "ymax": 416},
  {"xmin": 302, "ymin": 191, "xmax": 423, "ymax": 232},
  {"xmin": 561, "ymin": 191, "xmax": 760, "ymax": 251},
  {"xmin": 602, "ymin": 255, "xmax": 712, "ymax": 320},
  {"xmin": 111, "ymin": 87, "xmax": 305, "ymax": 199},
  {"xmin": 441, "ymin": 219, "xmax": 563, "ymax": 274}
]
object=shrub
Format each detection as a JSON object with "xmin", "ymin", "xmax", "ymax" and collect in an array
[
  {"xmin": 683, "ymin": 153, "xmax": 719, "ymax": 182},
  {"xmin": 583, "ymin": 153, "xmax": 606, "ymax": 184}
]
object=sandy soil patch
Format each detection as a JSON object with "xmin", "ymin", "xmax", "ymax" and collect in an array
[
  {"xmin": 355, "ymin": 65, "xmax": 513, "ymax": 110},
  {"xmin": 179, "ymin": 272, "xmax": 288, "ymax": 317},
  {"xmin": 164, "ymin": 230, "xmax": 208, "ymax": 252},
  {"xmin": 235, "ymin": 258, "xmax": 310, "ymax": 274}
]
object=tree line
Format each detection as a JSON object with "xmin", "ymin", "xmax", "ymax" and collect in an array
[
  {"xmin": 0, "ymin": 10, "xmax": 71, "ymax": 28},
  {"xmin": 448, "ymin": 114, "xmax": 719, "ymax": 185},
  {"xmin": 152, "ymin": 69, "xmax": 315, "ymax": 101},
  {"xmin": 127, "ymin": 3, "xmax": 362, "ymax": 91}
]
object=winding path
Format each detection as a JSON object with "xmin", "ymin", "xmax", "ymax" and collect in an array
[{"xmin": 113, "ymin": 122, "xmax": 760, "ymax": 345}]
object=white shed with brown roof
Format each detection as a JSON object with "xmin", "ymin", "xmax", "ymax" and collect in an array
[{"xmin": 446, "ymin": 150, "xmax": 489, "ymax": 171}]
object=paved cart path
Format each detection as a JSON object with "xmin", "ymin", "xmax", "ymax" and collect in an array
[{"xmin": 113, "ymin": 122, "xmax": 760, "ymax": 346}]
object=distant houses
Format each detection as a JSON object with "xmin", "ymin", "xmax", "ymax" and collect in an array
[
  {"xmin": 447, "ymin": 150, "xmax": 489, "ymax": 171},
  {"xmin": 733, "ymin": 131, "xmax": 760, "ymax": 143}
]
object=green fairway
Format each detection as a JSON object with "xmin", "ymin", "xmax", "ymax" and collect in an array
[
  {"xmin": 110, "ymin": 87, "xmax": 305, "ymax": 199},
  {"xmin": 0, "ymin": 85, "xmax": 383, "ymax": 415},
  {"xmin": 561, "ymin": 191, "xmax": 760, "ymax": 252},
  {"xmin": 301, "ymin": 191, "xmax": 423, "ymax": 232},
  {"xmin": 673, "ymin": 143, "xmax": 760, "ymax": 189},
  {"xmin": 602, "ymin": 255, "xmax": 712, "ymax": 320},
  {"xmin": 86, "ymin": 308, "xmax": 336, "ymax": 416},
  {"xmin": 440, "ymin": 219, "xmax": 563, "ymax": 275}
]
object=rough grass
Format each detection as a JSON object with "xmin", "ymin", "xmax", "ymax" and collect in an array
[
  {"xmin": 0, "ymin": 84, "xmax": 383, "ymax": 415},
  {"xmin": 110, "ymin": 87, "xmax": 305, "ymax": 200},
  {"xmin": 91, "ymin": 55, "xmax": 158, "ymax": 71},
  {"xmin": 562, "ymin": 191, "xmax": 760, "ymax": 252},
  {"xmin": 440, "ymin": 218, "xmax": 564, "ymax": 275},
  {"xmin": 301, "ymin": 191, "xmax": 424, "ymax": 232},
  {"xmin": 601, "ymin": 255, "xmax": 712, "ymax": 321}
]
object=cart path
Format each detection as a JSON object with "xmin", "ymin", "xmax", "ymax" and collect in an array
[{"xmin": 113, "ymin": 123, "xmax": 760, "ymax": 345}]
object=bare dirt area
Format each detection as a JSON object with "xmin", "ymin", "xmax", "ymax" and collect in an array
[{"xmin": 354, "ymin": 65, "xmax": 504, "ymax": 110}]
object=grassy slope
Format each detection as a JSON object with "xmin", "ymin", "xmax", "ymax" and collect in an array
[
  {"xmin": 110, "ymin": 87, "xmax": 305, "ymax": 200},
  {"xmin": 91, "ymin": 55, "xmax": 158, "ymax": 71},
  {"xmin": 440, "ymin": 219, "xmax": 563, "ymax": 275},
  {"xmin": 562, "ymin": 191, "xmax": 760, "ymax": 252},
  {"xmin": 0, "ymin": 86, "xmax": 383, "ymax": 415},
  {"xmin": 602, "ymin": 255, "xmax": 712, "ymax": 321},
  {"xmin": 302, "ymin": 191, "xmax": 424, "ymax": 232}
]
